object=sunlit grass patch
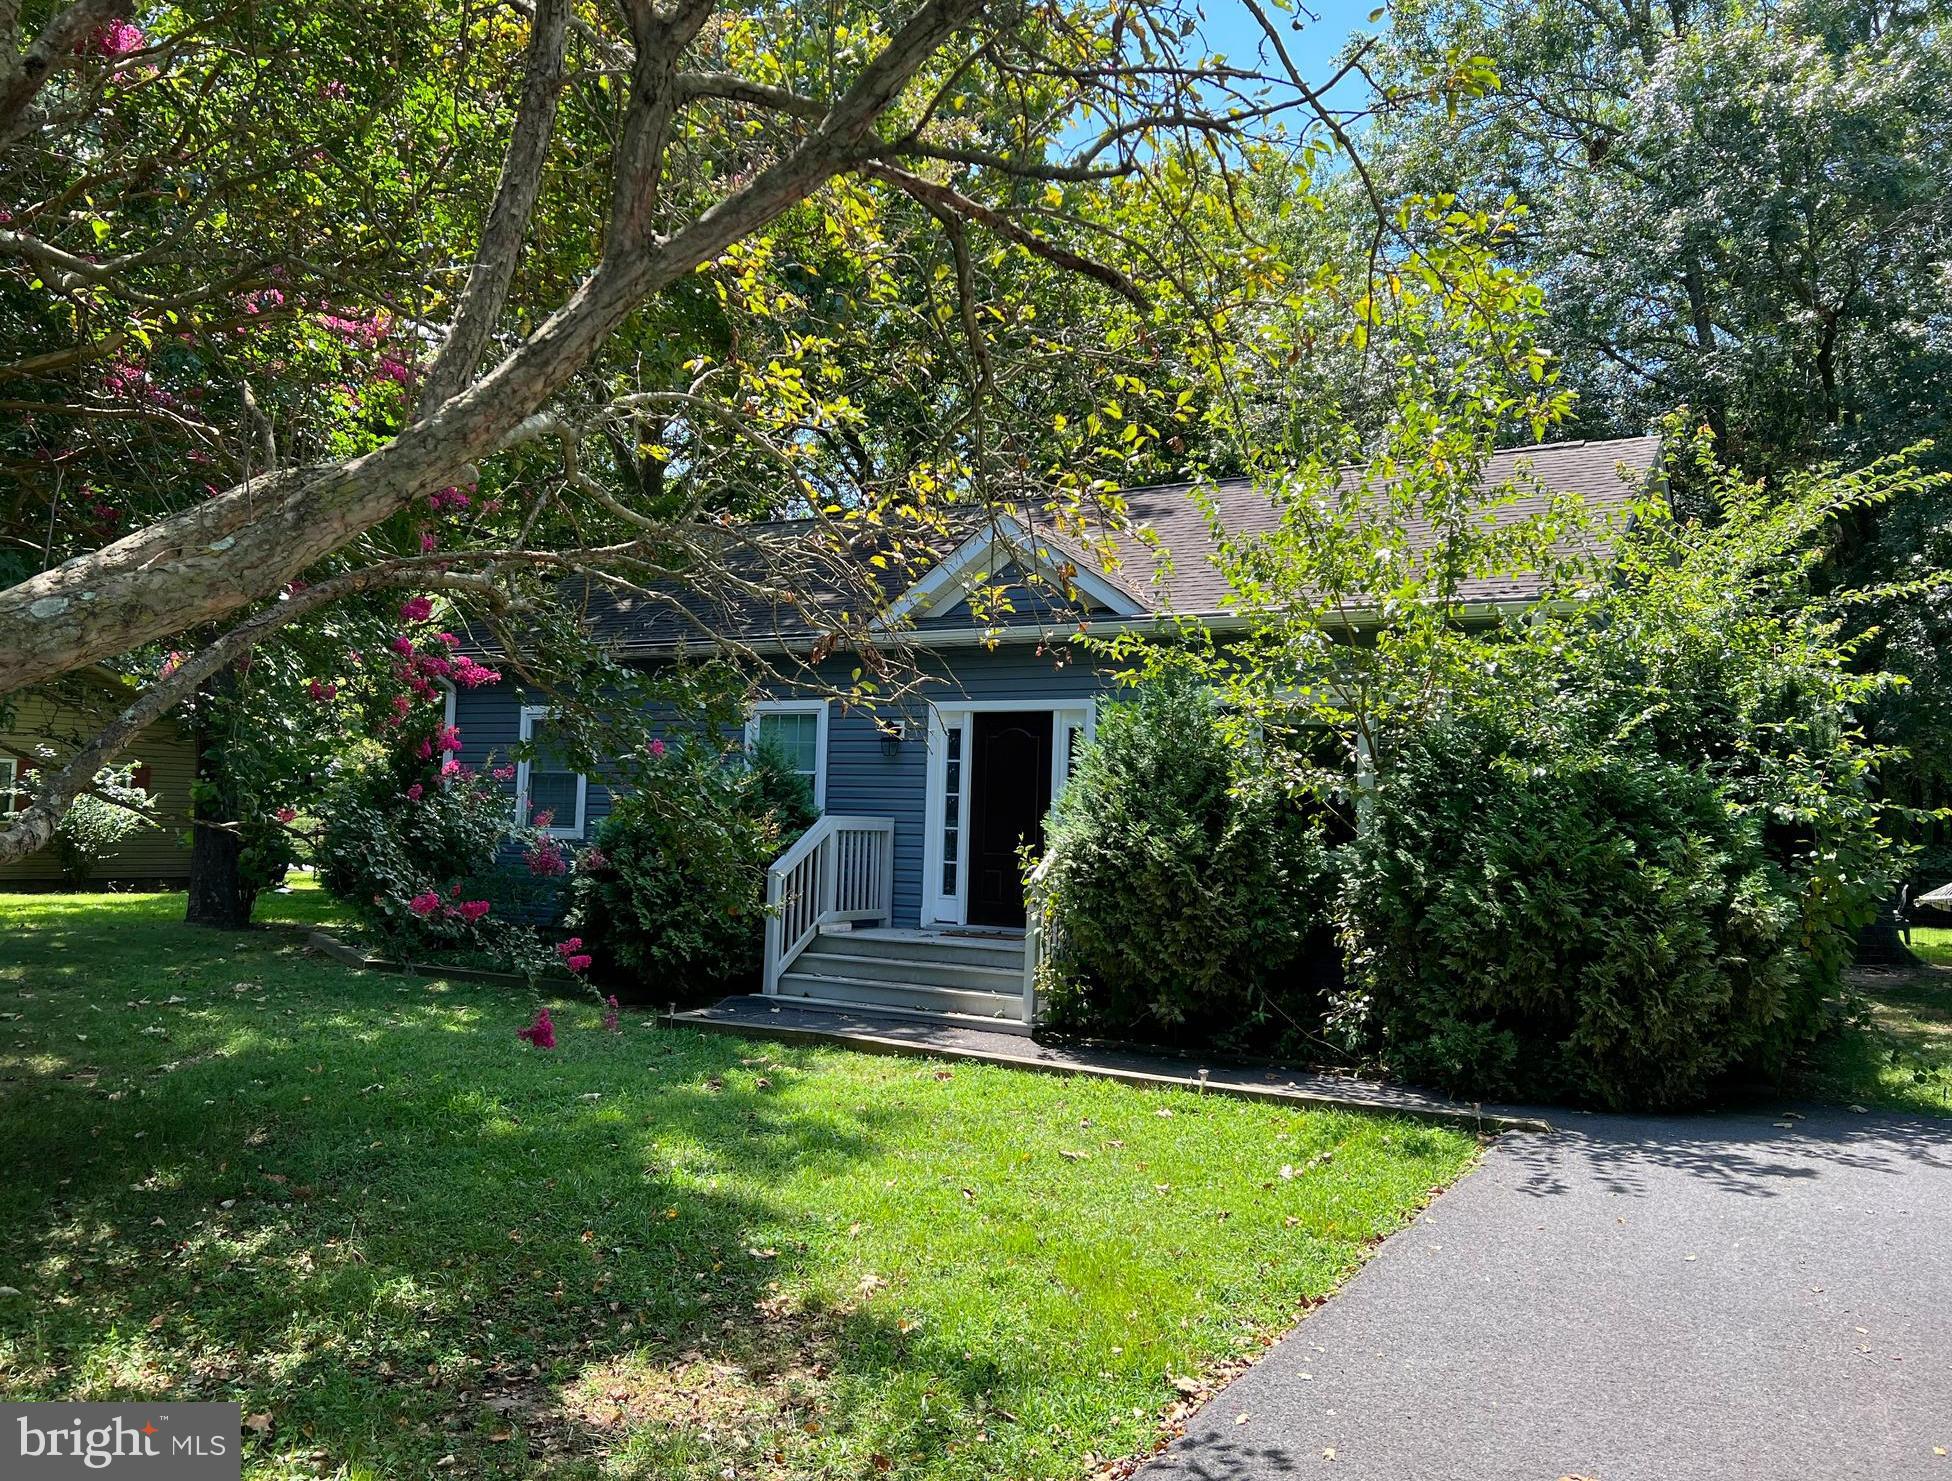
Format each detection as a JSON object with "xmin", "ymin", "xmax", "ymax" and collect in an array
[{"xmin": 1, "ymin": 886, "xmax": 1477, "ymax": 1479}]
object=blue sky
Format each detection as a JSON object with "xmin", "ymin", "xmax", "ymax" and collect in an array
[{"xmin": 1194, "ymin": 0, "xmax": 1387, "ymax": 108}]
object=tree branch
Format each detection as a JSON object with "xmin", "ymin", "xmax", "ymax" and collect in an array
[
  {"xmin": 419, "ymin": 0, "xmax": 569, "ymax": 411},
  {"xmin": 863, "ymin": 159, "xmax": 1149, "ymax": 309},
  {"xmin": 0, "ymin": 0, "xmax": 128, "ymax": 146}
]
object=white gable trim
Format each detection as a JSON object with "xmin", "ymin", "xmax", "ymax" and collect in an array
[{"xmin": 880, "ymin": 514, "xmax": 1144, "ymax": 629}]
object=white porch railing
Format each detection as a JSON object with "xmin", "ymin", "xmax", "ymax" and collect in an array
[
  {"xmin": 763, "ymin": 815, "xmax": 896, "ymax": 993},
  {"xmin": 1020, "ymin": 848, "xmax": 1060, "ymax": 1025}
]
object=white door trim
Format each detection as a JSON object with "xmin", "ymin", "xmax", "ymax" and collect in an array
[{"xmin": 921, "ymin": 698, "xmax": 1095, "ymax": 927}]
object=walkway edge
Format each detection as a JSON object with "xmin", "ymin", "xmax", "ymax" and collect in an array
[{"xmin": 669, "ymin": 1004, "xmax": 1554, "ymax": 1135}]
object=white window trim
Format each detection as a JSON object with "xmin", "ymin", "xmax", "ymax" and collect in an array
[
  {"xmin": 436, "ymin": 680, "xmax": 458, "ymax": 787},
  {"xmin": 516, "ymin": 704, "xmax": 587, "ymax": 838},
  {"xmin": 922, "ymin": 699, "xmax": 1094, "ymax": 927},
  {"xmin": 0, "ymin": 755, "xmax": 16, "ymax": 815},
  {"xmin": 744, "ymin": 699, "xmax": 829, "ymax": 810}
]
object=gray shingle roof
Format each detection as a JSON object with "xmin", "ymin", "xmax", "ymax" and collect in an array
[
  {"xmin": 570, "ymin": 435, "xmax": 1662, "ymax": 649},
  {"xmin": 1097, "ymin": 435, "xmax": 1663, "ymax": 614}
]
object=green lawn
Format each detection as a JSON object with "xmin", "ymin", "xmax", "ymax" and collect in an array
[
  {"xmin": 1803, "ymin": 926, "xmax": 1952, "ymax": 1118},
  {"xmin": 0, "ymin": 885, "xmax": 1476, "ymax": 1480}
]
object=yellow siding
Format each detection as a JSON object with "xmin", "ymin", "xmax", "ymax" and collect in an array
[{"xmin": 1, "ymin": 696, "xmax": 195, "ymax": 886}]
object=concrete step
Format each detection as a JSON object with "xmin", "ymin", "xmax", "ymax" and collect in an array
[
  {"xmin": 775, "ymin": 971, "xmax": 1027, "ymax": 1024},
  {"xmin": 811, "ymin": 926, "xmax": 1024, "ymax": 971},
  {"xmin": 756, "ymin": 991, "xmax": 1034, "ymax": 1037},
  {"xmin": 791, "ymin": 947, "xmax": 1022, "ymax": 994}
]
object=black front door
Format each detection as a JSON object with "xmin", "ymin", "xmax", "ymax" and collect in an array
[{"xmin": 967, "ymin": 711, "xmax": 1054, "ymax": 927}]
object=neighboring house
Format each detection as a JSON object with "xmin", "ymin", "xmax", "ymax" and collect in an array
[
  {"xmin": 455, "ymin": 436, "xmax": 1661, "ymax": 1029},
  {"xmin": 0, "ymin": 687, "xmax": 196, "ymax": 889}
]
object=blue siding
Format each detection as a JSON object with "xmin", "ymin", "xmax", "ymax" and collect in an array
[
  {"xmin": 451, "ymin": 682, "xmax": 615, "ymax": 857},
  {"xmin": 449, "ymin": 641, "xmax": 1123, "ymax": 929}
]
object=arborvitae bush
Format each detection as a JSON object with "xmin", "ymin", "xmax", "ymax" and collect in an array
[
  {"xmin": 1038, "ymin": 675, "xmax": 1335, "ymax": 1049},
  {"xmin": 1337, "ymin": 706, "xmax": 1809, "ymax": 1110}
]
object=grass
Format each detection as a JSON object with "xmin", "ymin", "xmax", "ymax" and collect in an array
[
  {"xmin": 1802, "ymin": 926, "xmax": 1952, "ymax": 1118},
  {"xmin": 0, "ymin": 883, "xmax": 1477, "ymax": 1480}
]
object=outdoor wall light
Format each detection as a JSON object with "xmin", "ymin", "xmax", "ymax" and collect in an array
[{"xmin": 877, "ymin": 719, "xmax": 907, "ymax": 757}]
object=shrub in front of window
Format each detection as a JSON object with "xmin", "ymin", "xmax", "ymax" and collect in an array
[
  {"xmin": 1037, "ymin": 675, "xmax": 1335, "ymax": 1049},
  {"xmin": 316, "ymin": 744, "xmax": 553, "ymax": 978},
  {"xmin": 568, "ymin": 737, "xmax": 815, "ymax": 1000}
]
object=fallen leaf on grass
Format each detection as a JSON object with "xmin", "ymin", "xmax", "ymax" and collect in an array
[{"xmin": 242, "ymin": 1413, "xmax": 272, "ymax": 1435}]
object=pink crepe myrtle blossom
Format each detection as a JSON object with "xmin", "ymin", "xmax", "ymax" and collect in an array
[
  {"xmin": 435, "ymin": 724, "xmax": 463, "ymax": 753},
  {"xmin": 450, "ymin": 656, "xmax": 500, "ymax": 688},
  {"xmin": 458, "ymin": 899, "xmax": 491, "ymax": 922},
  {"xmin": 434, "ymin": 632, "xmax": 460, "ymax": 648},
  {"xmin": 582, "ymin": 847, "xmax": 609, "ymax": 872},
  {"xmin": 416, "ymin": 738, "xmax": 433, "ymax": 760},
  {"xmin": 602, "ymin": 995, "xmax": 621, "ymax": 1032},
  {"xmin": 160, "ymin": 651, "xmax": 184, "ymax": 678},
  {"xmin": 398, "ymin": 595, "xmax": 433, "ymax": 623},
  {"xmin": 319, "ymin": 80, "xmax": 349, "ymax": 100},
  {"xmin": 525, "ymin": 838, "xmax": 567, "ymax": 877},
  {"xmin": 531, "ymin": 809, "xmax": 554, "ymax": 829},
  {"xmin": 427, "ymin": 485, "xmax": 472, "ymax": 514},
  {"xmin": 92, "ymin": 20, "xmax": 145, "ymax": 56},
  {"xmin": 555, "ymin": 938, "xmax": 593, "ymax": 975},
  {"xmin": 307, "ymin": 679, "xmax": 337, "ymax": 703},
  {"xmin": 388, "ymin": 694, "xmax": 412, "ymax": 724},
  {"xmin": 274, "ymin": 806, "xmax": 297, "ymax": 824},
  {"xmin": 490, "ymin": 764, "xmax": 516, "ymax": 782},
  {"xmin": 648, "ymin": 738, "xmax": 666, "ymax": 759},
  {"xmin": 420, "ymin": 530, "xmax": 439, "ymax": 553},
  {"xmin": 319, "ymin": 307, "xmax": 388, "ymax": 348},
  {"xmin": 405, "ymin": 783, "xmax": 423, "ymax": 802},
  {"xmin": 515, "ymin": 1007, "xmax": 556, "ymax": 1050},
  {"xmin": 440, "ymin": 758, "xmax": 462, "ymax": 779},
  {"xmin": 373, "ymin": 354, "xmax": 414, "ymax": 386},
  {"xmin": 79, "ymin": 17, "xmax": 145, "ymax": 58},
  {"xmin": 407, "ymin": 891, "xmax": 440, "ymax": 916}
]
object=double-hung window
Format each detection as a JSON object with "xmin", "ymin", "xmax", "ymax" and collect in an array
[
  {"xmin": 516, "ymin": 706, "xmax": 586, "ymax": 837},
  {"xmin": 744, "ymin": 700, "xmax": 828, "ymax": 809},
  {"xmin": 0, "ymin": 756, "xmax": 17, "ymax": 815}
]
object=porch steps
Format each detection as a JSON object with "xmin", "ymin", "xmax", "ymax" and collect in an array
[{"xmin": 773, "ymin": 927, "xmax": 1029, "ymax": 1034}]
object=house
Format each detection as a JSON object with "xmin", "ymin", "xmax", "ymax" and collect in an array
[
  {"xmin": 453, "ymin": 436, "xmax": 1662, "ymax": 1029},
  {"xmin": 0, "ymin": 685, "xmax": 197, "ymax": 889}
]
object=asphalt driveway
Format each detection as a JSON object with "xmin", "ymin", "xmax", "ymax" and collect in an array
[{"xmin": 1140, "ymin": 1106, "xmax": 1952, "ymax": 1481}]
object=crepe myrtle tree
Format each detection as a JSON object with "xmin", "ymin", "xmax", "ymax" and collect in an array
[
  {"xmin": 0, "ymin": 0, "xmax": 1506, "ymax": 870},
  {"xmin": 0, "ymin": 0, "xmax": 1494, "ymax": 867}
]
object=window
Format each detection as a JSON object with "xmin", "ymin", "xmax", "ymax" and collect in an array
[
  {"xmin": 939, "ymin": 723, "xmax": 962, "ymax": 896},
  {"xmin": 516, "ymin": 707, "xmax": 586, "ymax": 837},
  {"xmin": 745, "ymin": 700, "xmax": 828, "ymax": 808},
  {"xmin": 0, "ymin": 756, "xmax": 16, "ymax": 815}
]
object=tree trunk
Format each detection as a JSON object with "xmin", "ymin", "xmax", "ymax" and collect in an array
[{"xmin": 184, "ymin": 673, "xmax": 257, "ymax": 929}]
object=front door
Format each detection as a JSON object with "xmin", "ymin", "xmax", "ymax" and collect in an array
[{"xmin": 967, "ymin": 711, "xmax": 1054, "ymax": 927}]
